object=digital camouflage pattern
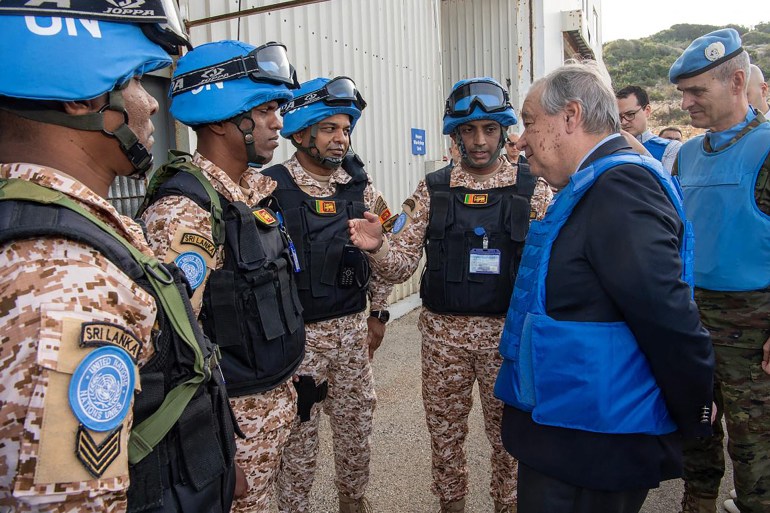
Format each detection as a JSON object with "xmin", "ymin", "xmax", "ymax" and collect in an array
[
  {"xmin": 368, "ymin": 157, "xmax": 552, "ymax": 506},
  {"xmin": 247, "ymin": 155, "xmax": 392, "ymax": 512},
  {"xmin": 0, "ymin": 163, "xmax": 157, "ymax": 512},
  {"xmin": 242, "ymin": 154, "xmax": 394, "ymax": 311},
  {"xmin": 230, "ymin": 382, "xmax": 297, "ymax": 512},
  {"xmin": 274, "ymin": 311, "xmax": 376, "ymax": 513},
  {"xmin": 141, "ymin": 153, "xmax": 296, "ymax": 512},
  {"xmin": 680, "ymin": 126, "xmax": 770, "ymax": 513}
]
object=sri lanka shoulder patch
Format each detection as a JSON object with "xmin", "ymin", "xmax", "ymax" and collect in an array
[{"xmin": 253, "ymin": 208, "xmax": 279, "ymax": 227}]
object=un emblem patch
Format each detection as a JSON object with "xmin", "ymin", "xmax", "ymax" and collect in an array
[
  {"xmin": 68, "ymin": 346, "xmax": 135, "ymax": 432},
  {"xmin": 175, "ymin": 251, "xmax": 207, "ymax": 290}
]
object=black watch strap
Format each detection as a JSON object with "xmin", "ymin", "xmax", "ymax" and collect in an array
[{"xmin": 370, "ymin": 310, "xmax": 390, "ymax": 324}]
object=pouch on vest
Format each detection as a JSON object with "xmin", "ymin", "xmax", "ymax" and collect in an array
[
  {"xmin": 0, "ymin": 179, "xmax": 236, "ymax": 513},
  {"xmin": 261, "ymin": 164, "xmax": 371, "ymax": 322},
  {"xmin": 421, "ymin": 163, "xmax": 533, "ymax": 315}
]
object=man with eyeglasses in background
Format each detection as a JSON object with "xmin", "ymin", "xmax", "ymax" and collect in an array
[
  {"xmin": 616, "ymin": 85, "xmax": 682, "ymax": 173},
  {"xmin": 505, "ymin": 132, "xmax": 523, "ymax": 164},
  {"xmin": 348, "ymin": 77, "xmax": 552, "ymax": 513},
  {"xmin": 247, "ymin": 76, "xmax": 394, "ymax": 513}
]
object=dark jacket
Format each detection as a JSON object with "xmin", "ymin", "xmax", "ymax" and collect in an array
[{"xmin": 501, "ymin": 136, "xmax": 714, "ymax": 491}]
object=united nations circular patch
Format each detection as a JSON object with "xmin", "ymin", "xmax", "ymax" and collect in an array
[
  {"xmin": 175, "ymin": 251, "xmax": 207, "ymax": 290},
  {"xmin": 704, "ymin": 41, "xmax": 725, "ymax": 62},
  {"xmin": 392, "ymin": 212, "xmax": 408, "ymax": 234},
  {"xmin": 68, "ymin": 346, "xmax": 135, "ymax": 432}
]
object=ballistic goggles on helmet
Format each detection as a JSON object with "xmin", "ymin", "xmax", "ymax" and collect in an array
[
  {"xmin": 281, "ymin": 76, "xmax": 367, "ymax": 115},
  {"xmin": 444, "ymin": 81, "xmax": 512, "ymax": 117},
  {"xmin": 0, "ymin": 0, "xmax": 191, "ymax": 54},
  {"xmin": 171, "ymin": 42, "xmax": 300, "ymax": 96}
]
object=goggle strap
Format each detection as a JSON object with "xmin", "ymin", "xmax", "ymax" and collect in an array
[{"xmin": 0, "ymin": 0, "xmax": 167, "ymax": 23}]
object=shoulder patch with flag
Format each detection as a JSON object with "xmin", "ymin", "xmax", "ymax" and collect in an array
[{"xmin": 253, "ymin": 208, "xmax": 279, "ymax": 227}]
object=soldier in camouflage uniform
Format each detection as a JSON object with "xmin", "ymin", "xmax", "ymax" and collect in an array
[
  {"xmin": 245, "ymin": 77, "xmax": 394, "ymax": 513},
  {"xmin": 670, "ymin": 29, "xmax": 770, "ymax": 513},
  {"xmin": 139, "ymin": 40, "xmax": 305, "ymax": 513},
  {"xmin": 0, "ymin": 5, "xmax": 235, "ymax": 512},
  {"xmin": 349, "ymin": 77, "xmax": 553, "ymax": 513}
]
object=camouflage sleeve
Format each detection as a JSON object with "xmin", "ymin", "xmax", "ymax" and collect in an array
[
  {"xmin": 141, "ymin": 195, "xmax": 220, "ymax": 318},
  {"xmin": 369, "ymin": 180, "xmax": 430, "ymax": 284},
  {"xmin": 363, "ymin": 182, "xmax": 394, "ymax": 310},
  {"xmin": 530, "ymin": 178, "xmax": 553, "ymax": 221},
  {"xmin": 241, "ymin": 169, "xmax": 278, "ymax": 203},
  {"xmin": 756, "ymin": 151, "xmax": 770, "ymax": 216},
  {"xmin": 0, "ymin": 239, "xmax": 157, "ymax": 511}
]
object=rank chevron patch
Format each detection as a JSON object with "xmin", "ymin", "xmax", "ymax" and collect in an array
[{"xmin": 76, "ymin": 424, "xmax": 122, "ymax": 479}]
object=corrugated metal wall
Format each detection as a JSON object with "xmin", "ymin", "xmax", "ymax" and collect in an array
[
  {"xmin": 179, "ymin": 0, "xmax": 447, "ymax": 302},
  {"xmin": 440, "ymin": 0, "xmax": 532, "ymax": 118}
]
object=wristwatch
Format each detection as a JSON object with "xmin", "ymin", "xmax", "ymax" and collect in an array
[{"xmin": 369, "ymin": 310, "xmax": 390, "ymax": 324}]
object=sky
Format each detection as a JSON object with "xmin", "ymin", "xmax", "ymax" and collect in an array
[{"xmin": 601, "ymin": 0, "xmax": 766, "ymax": 42}]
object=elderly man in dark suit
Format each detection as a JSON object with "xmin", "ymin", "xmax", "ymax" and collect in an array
[{"xmin": 494, "ymin": 60, "xmax": 716, "ymax": 513}]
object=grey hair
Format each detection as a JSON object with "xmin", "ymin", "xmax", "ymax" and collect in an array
[
  {"xmin": 713, "ymin": 51, "xmax": 750, "ymax": 91},
  {"xmin": 533, "ymin": 59, "xmax": 620, "ymax": 135}
]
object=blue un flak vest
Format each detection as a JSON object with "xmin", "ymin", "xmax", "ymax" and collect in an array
[
  {"xmin": 678, "ymin": 121, "xmax": 770, "ymax": 291},
  {"xmin": 494, "ymin": 153, "xmax": 694, "ymax": 435},
  {"xmin": 643, "ymin": 135, "xmax": 672, "ymax": 163}
]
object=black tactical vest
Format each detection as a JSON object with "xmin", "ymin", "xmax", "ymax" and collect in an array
[
  {"xmin": 140, "ymin": 162, "xmax": 306, "ymax": 398},
  {"xmin": 0, "ymin": 188, "xmax": 236, "ymax": 513},
  {"xmin": 261, "ymin": 161, "xmax": 370, "ymax": 323},
  {"xmin": 421, "ymin": 163, "xmax": 536, "ymax": 316}
]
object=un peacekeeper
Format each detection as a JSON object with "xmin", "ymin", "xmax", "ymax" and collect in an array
[
  {"xmin": 136, "ymin": 40, "xmax": 306, "ymax": 512},
  {"xmin": 0, "ymin": 3, "xmax": 235, "ymax": 512},
  {"xmin": 242, "ymin": 76, "xmax": 394, "ymax": 513},
  {"xmin": 493, "ymin": 60, "xmax": 714, "ymax": 513},
  {"xmin": 348, "ymin": 77, "xmax": 553, "ymax": 513},
  {"xmin": 669, "ymin": 29, "xmax": 770, "ymax": 513}
]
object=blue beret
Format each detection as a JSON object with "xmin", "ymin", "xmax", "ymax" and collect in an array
[{"xmin": 669, "ymin": 28, "xmax": 743, "ymax": 83}]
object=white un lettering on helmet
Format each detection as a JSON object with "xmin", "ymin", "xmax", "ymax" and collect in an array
[{"xmin": 25, "ymin": 17, "xmax": 102, "ymax": 38}]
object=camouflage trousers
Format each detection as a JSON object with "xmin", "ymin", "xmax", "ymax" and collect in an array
[
  {"xmin": 683, "ymin": 343, "xmax": 770, "ymax": 513},
  {"xmin": 275, "ymin": 313, "xmax": 376, "ymax": 513},
  {"xmin": 420, "ymin": 322, "xmax": 518, "ymax": 505},
  {"xmin": 230, "ymin": 382, "xmax": 297, "ymax": 513}
]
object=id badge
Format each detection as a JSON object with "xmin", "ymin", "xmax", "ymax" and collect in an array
[{"xmin": 469, "ymin": 248, "xmax": 501, "ymax": 274}]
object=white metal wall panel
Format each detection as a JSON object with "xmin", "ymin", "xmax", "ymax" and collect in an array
[
  {"xmin": 179, "ymin": 0, "xmax": 446, "ymax": 302},
  {"xmin": 440, "ymin": 0, "xmax": 531, "ymax": 119}
]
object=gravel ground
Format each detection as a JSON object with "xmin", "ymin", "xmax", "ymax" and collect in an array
[{"xmin": 274, "ymin": 299, "xmax": 734, "ymax": 513}]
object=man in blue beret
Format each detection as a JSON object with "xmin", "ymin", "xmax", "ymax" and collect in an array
[{"xmin": 671, "ymin": 28, "xmax": 770, "ymax": 513}]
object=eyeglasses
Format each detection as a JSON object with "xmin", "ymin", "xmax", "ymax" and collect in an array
[
  {"xmin": 619, "ymin": 106, "xmax": 645, "ymax": 122},
  {"xmin": 280, "ymin": 76, "xmax": 367, "ymax": 115},
  {"xmin": 505, "ymin": 140, "xmax": 518, "ymax": 147},
  {"xmin": 445, "ymin": 81, "xmax": 512, "ymax": 117},
  {"xmin": 171, "ymin": 42, "xmax": 299, "ymax": 96}
]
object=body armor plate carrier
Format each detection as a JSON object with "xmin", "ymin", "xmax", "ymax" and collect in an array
[
  {"xmin": 261, "ymin": 157, "xmax": 371, "ymax": 323},
  {"xmin": 137, "ymin": 152, "xmax": 306, "ymax": 398},
  {"xmin": 0, "ymin": 178, "xmax": 236, "ymax": 513},
  {"xmin": 421, "ymin": 163, "xmax": 536, "ymax": 316}
]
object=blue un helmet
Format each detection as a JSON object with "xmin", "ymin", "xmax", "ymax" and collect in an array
[
  {"xmin": 280, "ymin": 76, "xmax": 366, "ymax": 169},
  {"xmin": 0, "ymin": 0, "xmax": 190, "ymax": 176},
  {"xmin": 170, "ymin": 40, "xmax": 299, "ymax": 167},
  {"xmin": 443, "ymin": 77, "xmax": 517, "ymax": 169}
]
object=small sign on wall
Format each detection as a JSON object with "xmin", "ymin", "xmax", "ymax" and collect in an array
[{"xmin": 411, "ymin": 128, "xmax": 426, "ymax": 155}]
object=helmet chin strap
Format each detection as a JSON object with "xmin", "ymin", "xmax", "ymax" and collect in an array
[
  {"xmin": 0, "ymin": 88, "xmax": 154, "ymax": 178},
  {"xmin": 229, "ymin": 112, "xmax": 268, "ymax": 168},
  {"xmin": 293, "ymin": 124, "xmax": 345, "ymax": 169},
  {"xmin": 453, "ymin": 128, "xmax": 506, "ymax": 169}
]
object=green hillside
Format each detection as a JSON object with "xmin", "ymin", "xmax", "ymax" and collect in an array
[{"xmin": 604, "ymin": 23, "xmax": 770, "ymax": 126}]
